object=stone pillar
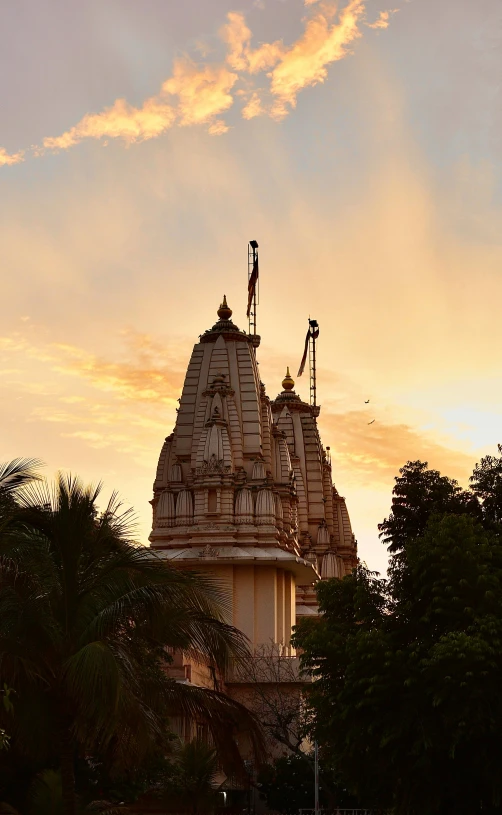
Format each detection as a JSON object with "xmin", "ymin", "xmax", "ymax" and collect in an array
[{"xmin": 254, "ymin": 567, "xmax": 277, "ymax": 645}]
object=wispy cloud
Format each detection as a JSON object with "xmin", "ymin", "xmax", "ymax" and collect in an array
[
  {"xmin": 366, "ymin": 9, "xmax": 399, "ymax": 29},
  {"xmin": 43, "ymin": 98, "xmax": 176, "ymax": 150},
  {"xmin": 268, "ymin": 0, "xmax": 365, "ymax": 119},
  {"xmin": 6, "ymin": 0, "xmax": 399, "ymax": 164},
  {"xmin": 1, "ymin": 325, "xmax": 472, "ymax": 486},
  {"xmin": 0, "ymin": 148, "xmax": 24, "ymax": 167},
  {"xmin": 0, "ymin": 328, "xmax": 185, "ymax": 467},
  {"xmin": 0, "ymin": 329, "xmax": 184, "ymax": 406},
  {"xmin": 321, "ymin": 409, "xmax": 475, "ymax": 487}
]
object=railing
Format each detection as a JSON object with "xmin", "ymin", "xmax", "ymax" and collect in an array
[{"xmin": 299, "ymin": 810, "xmax": 383, "ymax": 815}]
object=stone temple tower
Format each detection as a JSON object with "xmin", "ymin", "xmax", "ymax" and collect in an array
[
  {"xmin": 270, "ymin": 369, "xmax": 358, "ymax": 617},
  {"xmin": 150, "ymin": 297, "xmax": 357, "ymax": 665}
]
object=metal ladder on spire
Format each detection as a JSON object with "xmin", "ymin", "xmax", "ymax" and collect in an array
[
  {"xmin": 247, "ymin": 240, "xmax": 259, "ymax": 336},
  {"xmin": 308, "ymin": 318, "xmax": 319, "ymax": 408}
]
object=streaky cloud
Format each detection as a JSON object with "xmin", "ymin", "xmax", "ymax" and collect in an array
[
  {"xmin": 6, "ymin": 0, "xmax": 399, "ymax": 164},
  {"xmin": 43, "ymin": 98, "xmax": 177, "ymax": 150}
]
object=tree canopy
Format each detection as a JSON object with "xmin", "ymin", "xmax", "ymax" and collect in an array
[{"xmin": 294, "ymin": 448, "xmax": 502, "ymax": 815}]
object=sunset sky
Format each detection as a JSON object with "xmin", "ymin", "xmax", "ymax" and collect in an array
[{"xmin": 1, "ymin": 0, "xmax": 501, "ymax": 574}]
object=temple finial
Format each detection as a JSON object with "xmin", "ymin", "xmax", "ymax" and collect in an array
[
  {"xmin": 282, "ymin": 367, "xmax": 295, "ymax": 391},
  {"xmin": 217, "ymin": 295, "xmax": 232, "ymax": 321}
]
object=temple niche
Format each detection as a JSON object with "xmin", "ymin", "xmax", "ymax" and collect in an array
[{"xmin": 150, "ymin": 296, "xmax": 358, "ymax": 672}]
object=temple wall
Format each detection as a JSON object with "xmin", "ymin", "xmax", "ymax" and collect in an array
[{"xmin": 179, "ymin": 562, "xmax": 297, "ymax": 654}]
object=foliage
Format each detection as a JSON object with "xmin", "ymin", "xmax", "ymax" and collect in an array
[
  {"xmin": 166, "ymin": 739, "xmax": 221, "ymax": 815},
  {"xmin": 295, "ymin": 448, "xmax": 502, "ymax": 815},
  {"xmin": 76, "ymin": 751, "xmax": 176, "ymax": 805},
  {"xmin": 257, "ymin": 752, "xmax": 361, "ymax": 815},
  {"xmin": 378, "ymin": 459, "xmax": 481, "ymax": 554},
  {"xmin": 28, "ymin": 770, "xmax": 64, "ymax": 815},
  {"xmin": 471, "ymin": 444, "xmax": 502, "ymax": 526},
  {"xmin": 0, "ymin": 464, "xmax": 262, "ymax": 815},
  {"xmin": 258, "ymin": 754, "xmax": 314, "ymax": 814}
]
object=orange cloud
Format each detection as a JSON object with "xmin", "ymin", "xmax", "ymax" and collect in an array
[
  {"xmin": 242, "ymin": 91, "xmax": 265, "ymax": 120},
  {"xmin": 366, "ymin": 9, "xmax": 399, "ymax": 29},
  {"xmin": 321, "ymin": 409, "xmax": 474, "ymax": 487},
  {"xmin": 0, "ymin": 148, "xmax": 24, "ymax": 167},
  {"xmin": 222, "ymin": 11, "xmax": 284, "ymax": 74},
  {"xmin": 6, "ymin": 1, "xmax": 399, "ymax": 163},
  {"xmin": 42, "ymin": 59, "xmax": 237, "ymax": 151},
  {"xmin": 269, "ymin": 0, "xmax": 365, "ymax": 111},
  {"xmin": 51, "ymin": 337, "xmax": 184, "ymax": 404},
  {"xmin": 0, "ymin": 329, "xmax": 184, "ymax": 406},
  {"xmin": 0, "ymin": 329, "xmax": 186, "ymax": 468},
  {"xmin": 162, "ymin": 59, "xmax": 237, "ymax": 127},
  {"xmin": 43, "ymin": 97, "xmax": 176, "ymax": 150}
]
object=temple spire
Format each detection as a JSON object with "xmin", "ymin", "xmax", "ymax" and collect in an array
[
  {"xmin": 217, "ymin": 294, "xmax": 232, "ymax": 321},
  {"xmin": 282, "ymin": 367, "xmax": 295, "ymax": 391}
]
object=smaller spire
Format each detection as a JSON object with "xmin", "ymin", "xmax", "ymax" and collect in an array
[
  {"xmin": 217, "ymin": 295, "xmax": 232, "ymax": 321},
  {"xmin": 282, "ymin": 367, "xmax": 295, "ymax": 391}
]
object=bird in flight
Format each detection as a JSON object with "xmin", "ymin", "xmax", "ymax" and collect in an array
[
  {"xmin": 368, "ymin": 419, "xmax": 375, "ymax": 425},
  {"xmin": 365, "ymin": 399, "xmax": 370, "ymax": 404}
]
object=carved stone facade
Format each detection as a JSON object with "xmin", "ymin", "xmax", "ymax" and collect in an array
[{"xmin": 150, "ymin": 297, "xmax": 358, "ymax": 654}]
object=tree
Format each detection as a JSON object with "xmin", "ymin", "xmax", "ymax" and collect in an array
[
  {"xmin": 378, "ymin": 459, "xmax": 480, "ymax": 554},
  {"xmin": 470, "ymin": 444, "xmax": 502, "ymax": 526},
  {"xmin": 258, "ymin": 753, "xmax": 315, "ymax": 814},
  {"xmin": 230, "ymin": 643, "xmax": 310, "ymax": 758},
  {"xmin": 257, "ymin": 752, "xmax": 360, "ymax": 815},
  {"xmin": 294, "ymin": 512, "xmax": 502, "ymax": 814},
  {"xmin": 0, "ymin": 468, "xmax": 262, "ymax": 815}
]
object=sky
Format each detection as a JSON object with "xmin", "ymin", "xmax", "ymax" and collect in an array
[{"xmin": 1, "ymin": 0, "xmax": 501, "ymax": 574}]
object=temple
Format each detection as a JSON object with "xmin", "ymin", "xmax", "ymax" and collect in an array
[{"xmin": 149, "ymin": 295, "xmax": 358, "ymax": 685}]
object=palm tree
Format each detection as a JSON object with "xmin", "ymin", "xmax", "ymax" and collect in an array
[
  {"xmin": 170, "ymin": 740, "xmax": 221, "ymax": 815},
  {"xmin": 0, "ymin": 467, "xmax": 262, "ymax": 815}
]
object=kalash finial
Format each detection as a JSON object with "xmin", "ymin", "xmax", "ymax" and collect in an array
[
  {"xmin": 282, "ymin": 367, "xmax": 295, "ymax": 391},
  {"xmin": 217, "ymin": 295, "xmax": 232, "ymax": 321}
]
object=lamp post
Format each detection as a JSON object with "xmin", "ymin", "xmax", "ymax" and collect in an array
[{"xmin": 314, "ymin": 740, "xmax": 319, "ymax": 815}]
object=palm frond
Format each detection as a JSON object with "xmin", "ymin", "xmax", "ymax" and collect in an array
[
  {"xmin": 0, "ymin": 459, "xmax": 43, "ymax": 496},
  {"xmin": 0, "ymin": 467, "xmax": 264, "ymax": 794},
  {"xmin": 162, "ymin": 681, "xmax": 265, "ymax": 773},
  {"xmin": 63, "ymin": 641, "xmax": 121, "ymax": 720}
]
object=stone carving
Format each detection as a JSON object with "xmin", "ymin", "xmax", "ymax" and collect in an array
[
  {"xmin": 169, "ymin": 460, "xmax": 182, "ymax": 482},
  {"xmin": 252, "ymin": 459, "xmax": 267, "ymax": 480},
  {"xmin": 317, "ymin": 520, "xmax": 330, "ymax": 547},
  {"xmin": 196, "ymin": 455, "xmax": 231, "ymax": 476},
  {"xmin": 204, "ymin": 422, "xmax": 225, "ymax": 463},
  {"xmin": 199, "ymin": 544, "xmax": 220, "ymax": 559},
  {"xmin": 320, "ymin": 550, "xmax": 341, "ymax": 579},
  {"xmin": 255, "ymin": 488, "xmax": 275, "ymax": 525},
  {"xmin": 175, "ymin": 489, "xmax": 194, "ymax": 526},
  {"xmin": 156, "ymin": 490, "xmax": 175, "ymax": 528},
  {"xmin": 235, "ymin": 487, "xmax": 254, "ymax": 525},
  {"xmin": 274, "ymin": 494, "xmax": 284, "ymax": 529}
]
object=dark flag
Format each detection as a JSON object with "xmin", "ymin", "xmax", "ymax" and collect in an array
[
  {"xmin": 297, "ymin": 320, "xmax": 319, "ymax": 377},
  {"xmin": 247, "ymin": 251, "xmax": 259, "ymax": 318}
]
